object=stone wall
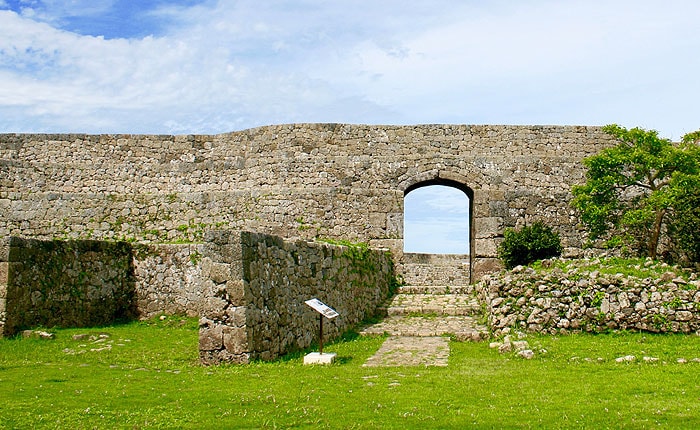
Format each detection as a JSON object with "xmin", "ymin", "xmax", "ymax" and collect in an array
[
  {"xmin": 0, "ymin": 124, "xmax": 618, "ymax": 279},
  {"xmin": 199, "ymin": 231, "xmax": 394, "ymax": 364},
  {"xmin": 0, "ymin": 237, "xmax": 136, "ymax": 337},
  {"xmin": 480, "ymin": 262, "xmax": 700, "ymax": 336},
  {"xmin": 399, "ymin": 253, "xmax": 471, "ymax": 286},
  {"xmin": 133, "ymin": 243, "xmax": 209, "ymax": 319}
]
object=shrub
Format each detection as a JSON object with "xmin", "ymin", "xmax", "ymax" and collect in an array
[
  {"xmin": 667, "ymin": 184, "xmax": 700, "ymax": 265},
  {"xmin": 498, "ymin": 221, "xmax": 562, "ymax": 269}
]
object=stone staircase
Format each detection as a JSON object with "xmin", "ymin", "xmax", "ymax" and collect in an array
[{"xmin": 359, "ymin": 253, "xmax": 488, "ymax": 341}]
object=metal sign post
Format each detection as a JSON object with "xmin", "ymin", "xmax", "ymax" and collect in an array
[{"xmin": 304, "ymin": 298, "xmax": 339, "ymax": 365}]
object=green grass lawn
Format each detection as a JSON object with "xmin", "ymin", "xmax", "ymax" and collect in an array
[{"xmin": 2, "ymin": 317, "xmax": 700, "ymax": 429}]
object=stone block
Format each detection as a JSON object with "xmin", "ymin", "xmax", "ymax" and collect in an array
[
  {"xmin": 474, "ymin": 238, "xmax": 498, "ymax": 258},
  {"xmin": 303, "ymin": 352, "xmax": 337, "ymax": 365},
  {"xmin": 223, "ymin": 326, "xmax": 248, "ymax": 355},
  {"xmin": 473, "ymin": 217, "xmax": 502, "ymax": 237},
  {"xmin": 201, "ymin": 297, "xmax": 228, "ymax": 320},
  {"xmin": 369, "ymin": 212, "xmax": 386, "ymax": 228},
  {"xmin": 198, "ymin": 320, "xmax": 224, "ymax": 351},
  {"xmin": 0, "ymin": 238, "xmax": 10, "ymax": 262},
  {"xmin": 0, "ymin": 262, "xmax": 8, "ymax": 285},
  {"xmin": 386, "ymin": 213, "xmax": 402, "ymax": 237},
  {"xmin": 200, "ymin": 257, "xmax": 213, "ymax": 278},
  {"xmin": 226, "ymin": 278, "xmax": 246, "ymax": 303},
  {"xmin": 209, "ymin": 262, "xmax": 231, "ymax": 284},
  {"xmin": 472, "ymin": 258, "xmax": 502, "ymax": 280},
  {"xmin": 225, "ymin": 306, "xmax": 247, "ymax": 327}
]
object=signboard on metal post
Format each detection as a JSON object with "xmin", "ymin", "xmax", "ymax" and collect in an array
[{"xmin": 303, "ymin": 298, "xmax": 339, "ymax": 365}]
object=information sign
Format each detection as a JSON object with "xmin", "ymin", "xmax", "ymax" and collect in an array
[{"xmin": 304, "ymin": 298, "xmax": 339, "ymax": 319}]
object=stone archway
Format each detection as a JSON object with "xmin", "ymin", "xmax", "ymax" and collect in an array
[
  {"xmin": 400, "ymin": 176, "xmax": 475, "ymax": 285},
  {"xmin": 403, "ymin": 178, "xmax": 474, "ymax": 256}
]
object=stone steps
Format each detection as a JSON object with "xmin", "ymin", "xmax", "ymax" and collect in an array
[
  {"xmin": 359, "ymin": 315, "xmax": 487, "ymax": 341},
  {"xmin": 361, "ymin": 284, "xmax": 488, "ymax": 341},
  {"xmin": 397, "ymin": 285, "xmax": 474, "ymax": 294},
  {"xmin": 377, "ymin": 293, "xmax": 481, "ymax": 317}
]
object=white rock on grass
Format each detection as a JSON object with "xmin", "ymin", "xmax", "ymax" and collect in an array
[
  {"xmin": 518, "ymin": 349, "xmax": 535, "ymax": 359},
  {"xmin": 512, "ymin": 340, "xmax": 530, "ymax": 352},
  {"xmin": 615, "ymin": 355, "xmax": 635, "ymax": 363}
]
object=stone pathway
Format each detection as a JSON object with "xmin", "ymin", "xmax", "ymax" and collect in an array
[
  {"xmin": 360, "ymin": 284, "xmax": 488, "ymax": 366},
  {"xmin": 362, "ymin": 336, "xmax": 450, "ymax": 367}
]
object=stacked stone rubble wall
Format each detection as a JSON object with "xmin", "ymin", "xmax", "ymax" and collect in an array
[
  {"xmin": 0, "ymin": 237, "xmax": 136, "ymax": 337},
  {"xmin": 133, "ymin": 243, "xmax": 210, "ymax": 319},
  {"xmin": 480, "ymin": 265, "xmax": 700, "ymax": 336},
  {"xmin": 199, "ymin": 231, "xmax": 394, "ymax": 365}
]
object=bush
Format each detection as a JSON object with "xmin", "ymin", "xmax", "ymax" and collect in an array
[
  {"xmin": 668, "ymin": 186, "xmax": 700, "ymax": 265},
  {"xmin": 498, "ymin": 221, "xmax": 562, "ymax": 269}
]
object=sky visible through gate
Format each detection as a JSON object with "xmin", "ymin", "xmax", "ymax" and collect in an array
[
  {"xmin": 1, "ymin": 1, "xmax": 699, "ymax": 252},
  {"xmin": 404, "ymin": 186, "xmax": 469, "ymax": 254}
]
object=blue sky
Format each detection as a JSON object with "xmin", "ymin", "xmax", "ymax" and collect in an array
[{"xmin": 1, "ymin": 0, "xmax": 699, "ymax": 253}]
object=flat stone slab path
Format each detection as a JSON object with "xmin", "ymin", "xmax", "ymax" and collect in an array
[
  {"xmin": 359, "ymin": 315, "xmax": 486, "ymax": 341},
  {"xmin": 363, "ymin": 336, "xmax": 450, "ymax": 367},
  {"xmin": 360, "ymin": 280, "xmax": 488, "ymax": 366}
]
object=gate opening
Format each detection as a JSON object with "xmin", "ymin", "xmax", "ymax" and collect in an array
[{"xmin": 403, "ymin": 182, "xmax": 472, "ymax": 254}]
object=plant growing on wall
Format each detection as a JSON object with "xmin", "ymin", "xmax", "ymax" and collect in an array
[
  {"xmin": 571, "ymin": 124, "xmax": 700, "ymax": 259},
  {"xmin": 498, "ymin": 221, "xmax": 562, "ymax": 269}
]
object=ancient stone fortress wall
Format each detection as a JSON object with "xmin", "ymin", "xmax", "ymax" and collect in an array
[
  {"xmin": 480, "ymin": 265, "xmax": 700, "ymax": 336},
  {"xmin": 0, "ymin": 237, "xmax": 137, "ymax": 337},
  {"xmin": 0, "ymin": 232, "xmax": 393, "ymax": 364},
  {"xmin": 199, "ymin": 230, "xmax": 394, "ymax": 364},
  {"xmin": 0, "ymin": 124, "xmax": 617, "ymax": 280}
]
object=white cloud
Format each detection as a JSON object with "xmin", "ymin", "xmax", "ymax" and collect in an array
[
  {"xmin": 0, "ymin": 1, "xmax": 699, "ymax": 137},
  {"xmin": 405, "ymin": 186, "xmax": 470, "ymax": 254}
]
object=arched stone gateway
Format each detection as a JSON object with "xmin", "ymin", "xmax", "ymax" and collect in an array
[
  {"xmin": 0, "ymin": 123, "xmax": 615, "ymax": 281},
  {"xmin": 401, "ymin": 176, "xmax": 474, "ymax": 284}
]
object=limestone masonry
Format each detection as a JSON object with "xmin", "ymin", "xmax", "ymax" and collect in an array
[
  {"xmin": 1, "ymin": 123, "xmax": 631, "ymax": 363},
  {"xmin": 0, "ymin": 123, "xmax": 617, "ymax": 279}
]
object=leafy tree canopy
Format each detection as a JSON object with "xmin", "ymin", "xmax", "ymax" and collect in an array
[{"xmin": 571, "ymin": 124, "xmax": 700, "ymax": 260}]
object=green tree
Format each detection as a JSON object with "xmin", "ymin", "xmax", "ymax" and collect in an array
[
  {"xmin": 667, "ymin": 165, "xmax": 700, "ymax": 264},
  {"xmin": 571, "ymin": 124, "xmax": 700, "ymax": 259}
]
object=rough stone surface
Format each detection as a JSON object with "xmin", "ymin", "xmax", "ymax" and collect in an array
[
  {"xmin": 133, "ymin": 243, "xmax": 209, "ymax": 319},
  {"xmin": 363, "ymin": 336, "xmax": 450, "ymax": 367},
  {"xmin": 198, "ymin": 231, "xmax": 394, "ymax": 365},
  {"xmin": 0, "ymin": 237, "xmax": 136, "ymax": 337},
  {"xmin": 0, "ymin": 124, "xmax": 618, "ymax": 281},
  {"xmin": 478, "ymin": 259, "xmax": 700, "ymax": 336}
]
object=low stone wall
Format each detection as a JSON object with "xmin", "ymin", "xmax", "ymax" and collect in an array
[
  {"xmin": 0, "ymin": 237, "xmax": 136, "ymax": 337},
  {"xmin": 199, "ymin": 231, "xmax": 394, "ymax": 365},
  {"xmin": 399, "ymin": 253, "xmax": 471, "ymax": 286},
  {"xmin": 133, "ymin": 243, "xmax": 209, "ymax": 319},
  {"xmin": 480, "ymin": 262, "xmax": 700, "ymax": 336}
]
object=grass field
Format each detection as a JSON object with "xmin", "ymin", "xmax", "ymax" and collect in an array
[{"xmin": 2, "ymin": 316, "xmax": 700, "ymax": 429}]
